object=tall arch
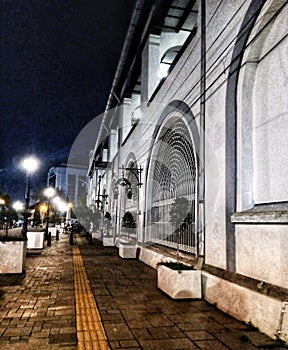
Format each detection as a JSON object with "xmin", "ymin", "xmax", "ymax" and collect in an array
[
  {"xmin": 237, "ymin": 0, "xmax": 288, "ymax": 210},
  {"xmin": 225, "ymin": 0, "xmax": 266, "ymax": 271},
  {"xmin": 114, "ymin": 154, "xmax": 141, "ymax": 242},
  {"xmin": 145, "ymin": 101, "xmax": 199, "ymax": 254}
]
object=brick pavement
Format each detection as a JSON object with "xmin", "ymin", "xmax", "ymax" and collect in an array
[
  {"xmin": 0, "ymin": 233, "xmax": 77, "ymax": 349},
  {"xmin": 0, "ymin": 232, "xmax": 287, "ymax": 349},
  {"xmin": 79, "ymin": 238, "xmax": 288, "ymax": 350}
]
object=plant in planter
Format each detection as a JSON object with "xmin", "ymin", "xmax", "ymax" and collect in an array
[
  {"xmin": 157, "ymin": 197, "xmax": 201, "ymax": 299},
  {"xmin": 32, "ymin": 205, "xmax": 42, "ymax": 228},
  {"xmin": 104, "ymin": 211, "xmax": 112, "ymax": 233},
  {"xmin": 121, "ymin": 211, "xmax": 136, "ymax": 243},
  {"xmin": 119, "ymin": 211, "xmax": 137, "ymax": 258}
]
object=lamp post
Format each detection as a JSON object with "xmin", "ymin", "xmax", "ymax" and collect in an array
[
  {"xmin": 114, "ymin": 164, "xmax": 143, "ymax": 242},
  {"xmin": 44, "ymin": 187, "xmax": 56, "ymax": 241},
  {"xmin": 0, "ymin": 198, "xmax": 5, "ymax": 231},
  {"xmin": 21, "ymin": 156, "xmax": 39, "ymax": 238}
]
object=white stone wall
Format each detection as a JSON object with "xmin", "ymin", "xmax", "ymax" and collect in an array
[
  {"xmin": 102, "ymin": 0, "xmax": 288, "ymax": 275},
  {"xmin": 92, "ymin": 1, "xmax": 288, "ymax": 338},
  {"xmin": 202, "ymin": 271, "xmax": 287, "ymax": 341},
  {"xmin": 235, "ymin": 224, "xmax": 288, "ymax": 288}
]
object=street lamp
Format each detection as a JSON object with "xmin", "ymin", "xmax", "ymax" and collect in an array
[
  {"xmin": 21, "ymin": 156, "xmax": 39, "ymax": 238},
  {"xmin": 13, "ymin": 201, "xmax": 24, "ymax": 211},
  {"xmin": 95, "ymin": 175, "xmax": 108, "ymax": 211},
  {"xmin": 44, "ymin": 187, "xmax": 56, "ymax": 241},
  {"xmin": 13, "ymin": 201, "xmax": 24, "ymax": 228}
]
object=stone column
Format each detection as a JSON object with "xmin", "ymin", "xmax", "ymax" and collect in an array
[
  {"xmin": 109, "ymin": 129, "xmax": 118, "ymax": 162},
  {"xmin": 121, "ymin": 98, "xmax": 132, "ymax": 142},
  {"xmin": 141, "ymin": 34, "xmax": 160, "ymax": 102}
]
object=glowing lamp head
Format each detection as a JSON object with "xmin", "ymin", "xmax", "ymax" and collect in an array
[
  {"xmin": 44, "ymin": 187, "xmax": 56, "ymax": 198},
  {"xmin": 22, "ymin": 156, "xmax": 39, "ymax": 174},
  {"xmin": 13, "ymin": 201, "xmax": 24, "ymax": 211}
]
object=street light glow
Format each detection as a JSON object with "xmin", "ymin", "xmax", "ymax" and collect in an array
[
  {"xmin": 52, "ymin": 196, "xmax": 68, "ymax": 211},
  {"xmin": 22, "ymin": 156, "xmax": 39, "ymax": 173},
  {"xmin": 52, "ymin": 196, "xmax": 60, "ymax": 204},
  {"xmin": 58, "ymin": 201, "xmax": 68, "ymax": 212},
  {"xmin": 13, "ymin": 201, "xmax": 24, "ymax": 211},
  {"xmin": 40, "ymin": 204, "xmax": 48, "ymax": 213},
  {"xmin": 44, "ymin": 187, "xmax": 56, "ymax": 198}
]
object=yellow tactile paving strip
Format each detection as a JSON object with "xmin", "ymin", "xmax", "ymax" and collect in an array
[{"xmin": 73, "ymin": 245, "xmax": 110, "ymax": 350}]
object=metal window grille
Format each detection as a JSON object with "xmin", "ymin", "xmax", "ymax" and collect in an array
[{"xmin": 150, "ymin": 118, "xmax": 197, "ymax": 254}]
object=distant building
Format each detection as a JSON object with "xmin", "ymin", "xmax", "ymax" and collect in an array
[{"xmin": 47, "ymin": 163, "xmax": 87, "ymax": 207}]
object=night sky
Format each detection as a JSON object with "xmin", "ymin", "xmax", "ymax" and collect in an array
[{"xmin": 0, "ymin": 0, "xmax": 134, "ymax": 201}]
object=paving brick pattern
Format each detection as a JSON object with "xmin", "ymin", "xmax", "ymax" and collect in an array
[
  {"xmin": 0, "ymin": 234, "xmax": 77, "ymax": 350},
  {"xmin": 0, "ymin": 233, "xmax": 287, "ymax": 349},
  {"xmin": 79, "ymin": 238, "xmax": 288, "ymax": 350}
]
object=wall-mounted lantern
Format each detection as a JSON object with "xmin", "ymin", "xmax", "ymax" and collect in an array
[
  {"xmin": 95, "ymin": 175, "xmax": 108, "ymax": 210},
  {"xmin": 114, "ymin": 164, "xmax": 143, "ymax": 200}
]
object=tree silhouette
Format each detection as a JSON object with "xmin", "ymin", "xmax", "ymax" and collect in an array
[{"xmin": 33, "ymin": 205, "xmax": 42, "ymax": 227}]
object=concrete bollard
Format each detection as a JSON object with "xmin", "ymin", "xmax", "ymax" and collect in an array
[{"xmin": 47, "ymin": 231, "xmax": 52, "ymax": 246}]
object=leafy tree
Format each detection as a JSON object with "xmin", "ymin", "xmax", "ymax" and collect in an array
[
  {"xmin": 121, "ymin": 211, "xmax": 136, "ymax": 242},
  {"xmin": 33, "ymin": 205, "xmax": 42, "ymax": 227},
  {"xmin": 0, "ymin": 192, "xmax": 18, "ymax": 229},
  {"xmin": 105, "ymin": 211, "xmax": 111, "ymax": 221},
  {"xmin": 122, "ymin": 211, "xmax": 136, "ymax": 228}
]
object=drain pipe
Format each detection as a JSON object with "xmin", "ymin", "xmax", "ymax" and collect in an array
[
  {"xmin": 276, "ymin": 302, "xmax": 288, "ymax": 341},
  {"xmin": 198, "ymin": 0, "xmax": 206, "ymax": 264}
]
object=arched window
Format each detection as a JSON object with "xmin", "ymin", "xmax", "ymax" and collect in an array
[
  {"xmin": 237, "ymin": 1, "xmax": 288, "ymax": 210},
  {"xmin": 148, "ymin": 116, "xmax": 197, "ymax": 254}
]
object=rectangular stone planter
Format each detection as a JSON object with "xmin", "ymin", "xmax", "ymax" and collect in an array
[
  {"xmin": 0, "ymin": 240, "xmax": 27, "ymax": 274},
  {"xmin": 92, "ymin": 231, "xmax": 101, "ymax": 240},
  {"xmin": 119, "ymin": 242, "xmax": 137, "ymax": 259},
  {"xmin": 103, "ymin": 236, "xmax": 114, "ymax": 246},
  {"xmin": 27, "ymin": 231, "xmax": 45, "ymax": 249},
  {"xmin": 157, "ymin": 264, "xmax": 202, "ymax": 299},
  {"xmin": 49, "ymin": 227, "xmax": 57, "ymax": 237}
]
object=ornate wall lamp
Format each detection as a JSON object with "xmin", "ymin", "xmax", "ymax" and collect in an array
[
  {"xmin": 95, "ymin": 175, "xmax": 108, "ymax": 210},
  {"xmin": 114, "ymin": 164, "xmax": 143, "ymax": 199}
]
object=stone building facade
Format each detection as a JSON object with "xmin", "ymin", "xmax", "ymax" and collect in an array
[{"xmin": 87, "ymin": 0, "xmax": 288, "ymax": 340}]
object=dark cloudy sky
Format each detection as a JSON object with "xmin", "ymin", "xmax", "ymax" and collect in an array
[{"xmin": 0, "ymin": 0, "xmax": 134, "ymax": 201}]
